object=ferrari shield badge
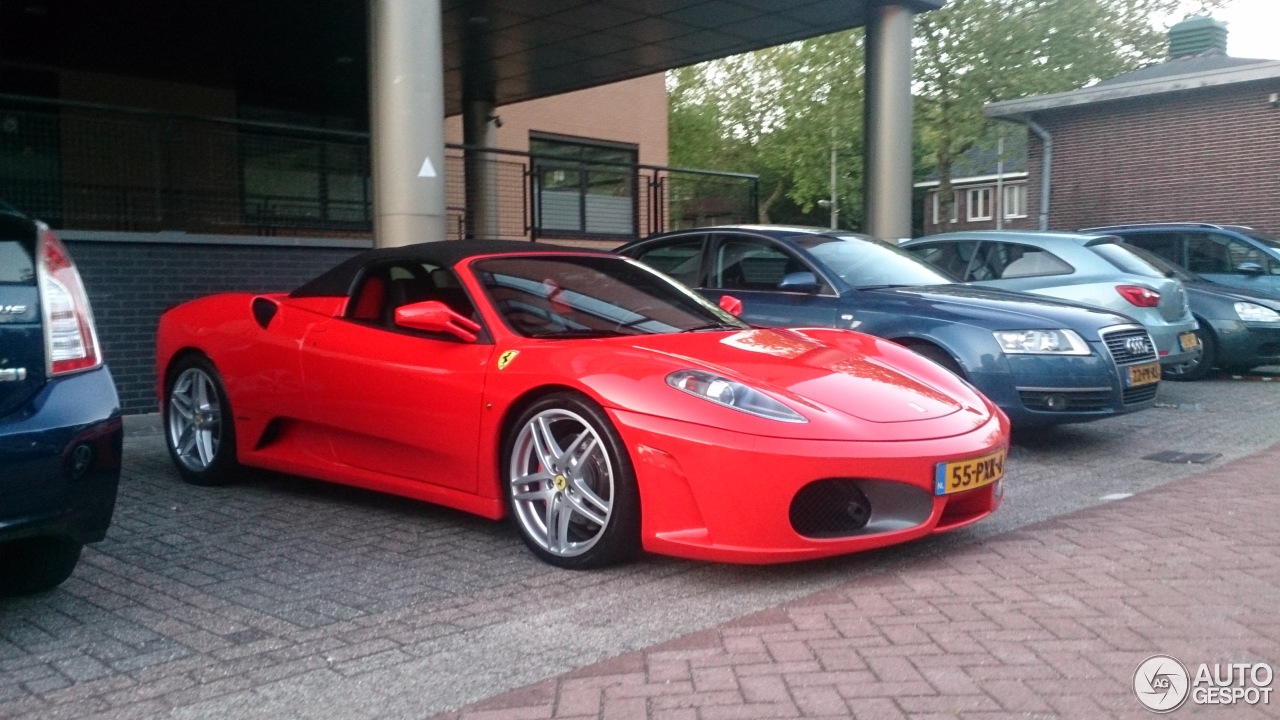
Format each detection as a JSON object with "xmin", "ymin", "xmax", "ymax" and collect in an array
[{"xmin": 497, "ymin": 350, "xmax": 519, "ymax": 370}]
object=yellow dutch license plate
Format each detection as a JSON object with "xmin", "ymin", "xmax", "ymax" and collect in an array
[
  {"xmin": 935, "ymin": 448, "xmax": 1006, "ymax": 496},
  {"xmin": 1127, "ymin": 361, "xmax": 1161, "ymax": 387},
  {"xmin": 1179, "ymin": 332, "xmax": 1199, "ymax": 352}
]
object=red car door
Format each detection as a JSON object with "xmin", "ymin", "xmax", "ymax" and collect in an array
[{"xmin": 299, "ymin": 318, "xmax": 493, "ymax": 493}]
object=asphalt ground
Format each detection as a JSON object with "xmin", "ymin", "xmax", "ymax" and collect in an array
[{"xmin": 2, "ymin": 368, "xmax": 1278, "ymax": 719}]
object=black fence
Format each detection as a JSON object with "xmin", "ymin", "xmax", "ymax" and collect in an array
[{"xmin": 2, "ymin": 95, "xmax": 758, "ymax": 243}]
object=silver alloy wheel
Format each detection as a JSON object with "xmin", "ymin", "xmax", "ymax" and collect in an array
[
  {"xmin": 508, "ymin": 408, "xmax": 615, "ymax": 558},
  {"xmin": 167, "ymin": 367, "xmax": 223, "ymax": 472}
]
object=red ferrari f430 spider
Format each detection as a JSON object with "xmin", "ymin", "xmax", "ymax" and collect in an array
[{"xmin": 157, "ymin": 241, "xmax": 1009, "ymax": 568}]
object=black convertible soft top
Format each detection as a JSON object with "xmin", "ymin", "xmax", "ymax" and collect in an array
[{"xmin": 290, "ymin": 240, "xmax": 599, "ymax": 298}]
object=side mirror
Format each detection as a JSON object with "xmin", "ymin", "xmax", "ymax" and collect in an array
[
  {"xmin": 718, "ymin": 294, "xmax": 744, "ymax": 317},
  {"xmin": 777, "ymin": 271, "xmax": 821, "ymax": 294},
  {"xmin": 395, "ymin": 300, "xmax": 481, "ymax": 342},
  {"xmin": 1236, "ymin": 261, "xmax": 1266, "ymax": 276}
]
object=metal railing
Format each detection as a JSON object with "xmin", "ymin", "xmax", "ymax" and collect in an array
[{"xmin": 1, "ymin": 94, "xmax": 758, "ymax": 242}]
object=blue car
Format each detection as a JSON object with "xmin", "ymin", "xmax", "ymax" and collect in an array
[
  {"xmin": 0, "ymin": 202, "xmax": 122, "ymax": 595},
  {"xmin": 618, "ymin": 225, "xmax": 1162, "ymax": 428},
  {"xmin": 1082, "ymin": 223, "xmax": 1280, "ymax": 299}
]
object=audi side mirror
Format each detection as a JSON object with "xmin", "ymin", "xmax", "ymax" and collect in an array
[{"xmin": 777, "ymin": 271, "xmax": 821, "ymax": 294}]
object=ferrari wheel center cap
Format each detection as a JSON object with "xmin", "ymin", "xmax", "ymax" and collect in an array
[{"xmin": 553, "ymin": 474, "xmax": 568, "ymax": 491}]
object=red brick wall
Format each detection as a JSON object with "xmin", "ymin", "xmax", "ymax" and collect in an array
[{"xmin": 1026, "ymin": 81, "xmax": 1280, "ymax": 235}]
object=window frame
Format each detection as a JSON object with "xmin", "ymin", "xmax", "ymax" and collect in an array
[
  {"xmin": 1002, "ymin": 183, "xmax": 1027, "ymax": 219},
  {"xmin": 967, "ymin": 187, "xmax": 993, "ymax": 222},
  {"xmin": 529, "ymin": 132, "xmax": 639, "ymax": 240}
]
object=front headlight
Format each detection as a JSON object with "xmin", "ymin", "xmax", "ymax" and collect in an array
[
  {"xmin": 1234, "ymin": 302, "xmax": 1280, "ymax": 323},
  {"xmin": 993, "ymin": 329, "xmax": 1091, "ymax": 355},
  {"xmin": 666, "ymin": 370, "xmax": 807, "ymax": 423}
]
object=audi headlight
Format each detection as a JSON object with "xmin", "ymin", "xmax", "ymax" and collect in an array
[
  {"xmin": 1234, "ymin": 302, "xmax": 1280, "ymax": 323},
  {"xmin": 993, "ymin": 329, "xmax": 1091, "ymax": 355},
  {"xmin": 666, "ymin": 370, "xmax": 807, "ymax": 423}
]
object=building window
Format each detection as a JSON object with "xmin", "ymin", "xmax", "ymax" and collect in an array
[
  {"xmin": 967, "ymin": 187, "xmax": 993, "ymax": 222},
  {"xmin": 530, "ymin": 134, "xmax": 637, "ymax": 238},
  {"xmin": 932, "ymin": 190, "xmax": 960, "ymax": 225},
  {"xmin": 239, "ymin": 108, "xmax": 371, "ymax": 228},
  {"xmin": 1003, "ymin": 183, "xmax": 1027, "ymax": 219}
]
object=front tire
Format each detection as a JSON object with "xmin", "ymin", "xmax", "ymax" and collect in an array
[
  {"xmin": 503, "ymin": 393, "xmax": 640, "ymax": 569},
  {"xmin": 0, "ymin": 538, "xmax": 83, "ymax": 595},
  {"xmin": 906, "ymin": 342, "xmax": 965, "ymax": 377},
  {"xmin": 165, "ymin": 355, "xmax": 239, "ymax": 486}
]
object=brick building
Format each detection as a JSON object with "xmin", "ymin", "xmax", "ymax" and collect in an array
[{"xmin": 984, "ymin": 16, "xmax": 1280, "ymax": 236}]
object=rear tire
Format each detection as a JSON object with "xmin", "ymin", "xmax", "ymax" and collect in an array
[
  {"xmin": 0, "ymin": 538, "xmax": 83, "ymax": 595},
  {"xmin": 165, "ymin": 355, "xmax": 239, "ymax": 486},
  {"xmin": 1163, "ymin": 329, "xmax": 1215, "ymax": 382}
]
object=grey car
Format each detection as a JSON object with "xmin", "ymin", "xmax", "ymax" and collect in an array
[
  {"xmin": 902, "ymin": 231, "xmax": 1201, "ymax": 375},
  {"xmin": 1118, "ymin": 252, "xmax": 1280, "ymax": 380},
  {"xmin": 1080, "ymin": 223, "xmax": 1280, "ymax": 300}
]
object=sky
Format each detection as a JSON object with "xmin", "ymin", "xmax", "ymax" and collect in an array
[{"xmin": 1169, "ymin": 0, "xmax": 1280, "ymax": 60}]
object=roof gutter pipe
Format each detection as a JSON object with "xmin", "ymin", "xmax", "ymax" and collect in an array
[{"xmin": 1024, "ymin": 118, "xmax": 1052, "ymax": 231}]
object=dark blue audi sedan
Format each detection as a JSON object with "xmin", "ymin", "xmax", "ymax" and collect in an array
[
  {"xmin": 619, "ymin": 225, "xmax": 1161, "ymax": 428},
  {"xmin": 0, "ymin": 202, "xmax": 122, "ymax": 595}
]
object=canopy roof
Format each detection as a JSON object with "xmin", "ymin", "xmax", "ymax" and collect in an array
[{"xmin": 1, "ymin": 0, "xmax": 944, "ymax": 117}]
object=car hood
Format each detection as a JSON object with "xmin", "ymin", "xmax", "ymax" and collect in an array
[
  {"xmin": 865, "ymin": 284, "xmax": 1132, "ymax": 336},
  {"xmin": 556, "ymin": 327, "xmax": 1000, "ymax": 441},
  {"xmin": 1186, "ymin": 279, "xmax": 1280, "ymax": 309}
]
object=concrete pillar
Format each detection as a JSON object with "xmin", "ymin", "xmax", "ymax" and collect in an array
[
  {"xmin": 463, "ymin": 99, "xmax": 500, "ymax": 239},
  {"xmin": 862, "ymin": 2, "xmax": 915, "ymax": 244},
  {"xmin": 368, "ymin": 0, "xmax": 446, "ymax": 247}
]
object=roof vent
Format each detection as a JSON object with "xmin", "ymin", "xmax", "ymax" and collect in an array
[{"xmin": 1168, "ymin": 15, "xmax": 1228, "ymax": 58}]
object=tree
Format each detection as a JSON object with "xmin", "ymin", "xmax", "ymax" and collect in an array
[
  {"xmin": 915, "ymin": 0, "xmax": 1231, "ymax": 225},
  {"xmin": 668, "ymin": 32, "xmax": 866, "ymax": 227},
  {"xmin": 670, "ymin": 0, "xmax": 1231, "ymax": 231}
]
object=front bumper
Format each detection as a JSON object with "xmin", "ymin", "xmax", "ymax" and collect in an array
[
  {"xmin": 0, "ymin": 366, "xmax": 123, "ymax": 545},
  {"xmin": 972, "ymin": 350, "xmax": 1152, "ymax": 426},
  {"xmin": 608, "ymin": 408, "xmax": 1008, "ymax": 564},
  {"xmin": 1215, "ymin": 320, "xmax": 1280, "ymax": 369}
]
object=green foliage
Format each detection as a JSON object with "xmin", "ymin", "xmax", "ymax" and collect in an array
[
  {"xmin": 669, "ymin": 0, "xmax": 1230, "ymax": 230},
  {"xmin": 668, "ymin": 31, "xmax": 866, "ymax": 227}
]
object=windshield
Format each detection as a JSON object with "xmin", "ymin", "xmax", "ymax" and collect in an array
[
  {"xmin": 1239, "ymin": 229, "xmax": 1280, "ymax": 251},
  {"xmin": 471, "ymin": 255, "xmax": 748, "ymax": 338},
  {"xmin": 1113, "ymin": 241, "xmax": 1195, "ymax": 281},
  {"xmin": 795, "ymin": 234, "xmax": 954, "ymax": 288}
]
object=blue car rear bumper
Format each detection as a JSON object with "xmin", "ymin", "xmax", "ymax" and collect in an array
[{"xmin": 0, "ymin": 366, "xmax": 123, "ymax": 545}]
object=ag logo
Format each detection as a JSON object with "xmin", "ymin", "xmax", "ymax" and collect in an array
[
  {"xmin": 1134, "ymin": 654, "xmax": 1190, "ymax": 713},
  {"xmin": 497, "ymin": 350, "xmax": 519, "ymax": 370}
]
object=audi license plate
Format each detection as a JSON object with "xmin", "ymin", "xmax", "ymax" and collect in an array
[
  {"xmin": 935, "ymin": 448, "xmax": 1006, "ymax": 496},
  {"xmin": 1179, "ymin": 332, "xmax": 1200, "ymax": 352},
  {"xmin": 1126, "ymin": 361, "xmax": 1161, "ymax": 387}
]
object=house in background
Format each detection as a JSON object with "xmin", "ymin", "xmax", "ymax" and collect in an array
[
  {"xmin": 915, "ymin": 127, "xmax": 1030, "ymax": 236},
  {"xmin": 984, "ymin": 15, "xmax": 1280, "ymax": 236}
]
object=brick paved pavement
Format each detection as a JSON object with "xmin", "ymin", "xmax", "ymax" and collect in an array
[
  {"xmin": 437, "ymin": 445, "xmax": 1280, "ymax": 720},
  {"xmin": 2, "ymin": 373, "xmax": 1278, "ymax": 719}
]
